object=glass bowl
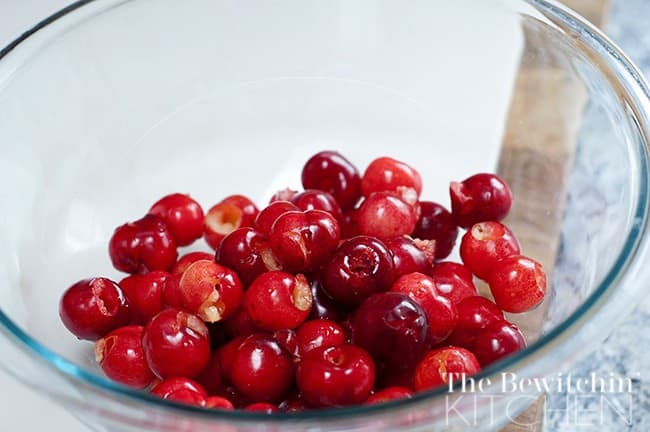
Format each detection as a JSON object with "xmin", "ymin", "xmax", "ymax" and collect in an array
[{"xmin": 1, "ymin": 0, "xmax": 649, "ymax": 431}]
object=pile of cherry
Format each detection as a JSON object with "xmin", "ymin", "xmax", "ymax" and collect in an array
[{"xmin": 59, "ymin": 151, "xmax": 546, "ymax": 412}]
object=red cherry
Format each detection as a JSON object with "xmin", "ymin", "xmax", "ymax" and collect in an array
[
  {"xmin": 196, "ymin": 351, "xmax": 224, "ymax": 395},
  {"xmin": 472, "ymin": 320, "xmax": 527, "ymax": 366},
  {"xmin": 94, "ymin": 326, "xmax": 154, "ymax": 389},
  {"xmin": 295, "ymin": 319, "xmax": 346, "ymax": 355},
  {"xmin": 429, "ymin": 262, "xmax": 478, "ymax": 305},
  {"xmin": 447, "ymin": 296, "xmax": 505, "ymax": 349},
  {"xmin": 244, "ymin": 272, "xmax": 312, "ymax": 331},
  {"xmin": 254, "ymin": 201, "xmax": 300, "ymax": 238},
  {"xmin": 205, "ymin": 396, "xmax": 235, "ymax": 410},
  {"xmin": 414, "ymin": 347, "xmax": 481, "ymax": 391},
  {"xmin": 488, "ymin": 255, "xmax": 546, "ymax": 313},
  {"xmin": 450, "ymin": 173, "xmax": 512, "ymax": 228},
  {"xmin": 172, "ymin": 252, "xmax": 214, "ymax": 276},
  {"xmin": 297, "ymin": 344, "xmax": 375, "ymax": 407},
  {"xmin": 151, "ymin": 377, "xmax": 207, "ymax": 406},
  {"xmin": 178, "ymin": 260, "xmax": 244, "ymax": 323},
  {"xmin": 291, "ymin": 189, "xmax": 343, "ymax": 222},
  {"xmin": 143, "ymin": 309, "xmax": 211, "ymax": 379},
  {"xmin": 59, "ymin": 278, "xmax": 129, "ymax": 341},
  {"xmin": 109, "ymin": 214, "xmax": 178, "ymax": 274},
  {"xmin": 413, "ymin": 201, "xmax": 458, "ymax": 260},
  {"xmin": 365, "ymin": 386, "xmax": 413, "ymax": 404},
  {"xmin": 216, "ymin": 227, "xmax": 277, "ymax": 286},
  {"xmin": 204, "ymin": 195, "xmax": 259, "ymax": 250},
  {"xmin": 301, "ymin": 151, "xmax": 362, "ymax": 210},
  {"xmin": 383, "ymin": 236, "xmax": 430, "ymax": 279},
  {"xmin": 149, "ymin": 193, "xmax": 204, "ymax": 246},
  {"xmin": 459, "ymin": 221, "xmax": 520, "ymax": 280},
  {"xmin": 119, "ymin": 271, "xmax": 168, "ymax": 325},
  {"xmin": 361, "ymin": 157, "xmax": 422, "ymax": 204},
  {"xmin": 357, "ymin": 192, "xmax": 417, "ymax": 239}
]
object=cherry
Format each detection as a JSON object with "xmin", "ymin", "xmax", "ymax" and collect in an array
[
  {"xmin": 460, "ymin": 221, "xmax": 520, "ymax": 280},
  {"xmin": 447, "ymin": 296, "xmax": 505, "ymax": 349},
  {"xmin": 450, "ymin": 173, "xmax": 512, "ymax": 228},
  {"xmin": 161, "ymin": 274, "xmax": 182, "ymax": 309},
  {"xmin": 230, "ymin": 333, "xmax": 294, "ymax": 403},
  {"xmin": 350, "ymin": 292, "xmax": 429, "ymax": 370},
  {"xmin": 365, "ymin": 387, "xmax": 413, "ymax": 404},
  {"xmin": 216, "ymin": 335, "xmax": 246, "ymax": 383},
  {"xmin": 178, "ymin": 260, "xmax": 243, "ymax": 323},
  {"xmin": 383, "ymin": 236, "xmax": 430, "ymax": 279},
  {"xmin": 172, "ymin": 252, "xmax": 214, "ymax": 276},
  {"xmin": 308, "ymin": 278, "xmax": 341, "ymax": 321},
  {"xmin": 472, "ymin": 320, "xmax": 526, "ymax": 366},
  {"xmin": 273, "ymin": 328, "xmax": 300, "ymax": 359},
  {"xmin": 340, "ymin": 209, "xmax": 360, "ymax": 239},
  {"xmin": 270, "ymin": 210, "xmax": 340, "ymax": 273},
  {"xmin": 429, "ymin": 262, "xmax": 478, "ymax": 305},
  {"xmin": 149, "ymin": 193, "xmax": 204, "ymax": 246},
  {"xmin": 151, "ymin": 377, "xmax": 207, "ymax": 406},
  {"xmin": 269, "ymin": 188, "xmax": 298, "ymax": 203},
  {"xmin": 357, "ymin": 192, "xmax": 417, "ymax": 238},
  {"xmin": 143, "ymin": 309, "xmax": 210, "ymax": 379},
  {"xmin": 215, "ymin": 227, "xmax": 277, "ymax": 286},
  {"xmin": 244, "ymin": 272, "xmax": 312, "ymax": 331},
  {"xmin": 413, "ymin": 201, "xmax": 458, "ymax": 260},
  {"xmin": 245, "ymin": 403, "xmax": 280, "ymax": 413},
  {"xmin": 301, "ymin": 151, "xmax": 362, "ymax": 210},
  {"xmin": 254, "ymin": 201, "xmax": 300, "ymax": 237},
  {"xmin": 196, "ymin": 351, "xmax": 224, "ymax": 395},
  {"xmin": 59, "ymin": 278, "xmax": 129, "ymax": 341},
  {"xmin": 204, "ymin": 195, "xmax": 259, "ymax": 250},
  {"xmin": 488, "ymin": 255, "xmax": 546, "ymax": 313},
  {"xmin": 321, "ymin": 236, "xmax": 395, "ymax": 306},
  {"xmin": 223, "ymin": 308, "xmax": 260, "ymax": 339},
  {"xmin": 361, "ymin": 157, "xmax": 422, "ymax": 205},
  {"xmin": 390, "ymin": 273, "xmax": 457, "ymax": 345},
  {"xmin": 205, "ymin": 396, "xmax": 235, "ymax": 410},
  {"xmin": 291, "ymin": 189, "xmax": 343, "ymax": 222},
  {"xmin": 109, "ymin": 214, "xmax": 178, "ymax": 274},
  {"xmin": 295, "ymin": 319, "xmax": 346, "ymax": 355},
  {"xmin": 297, "ymin": 344, "xmax": 375, "ymax": 407},
  {"xmin": 119, "ymin": 271, "xmax": 168, "ymax": 325},
  {"xmin": 94, "ymin": 326, "xmax": 153, "ymax": 389},
  {"xmin": 414, "ymin": 347, "xmax": 481, "ymax": 391}
]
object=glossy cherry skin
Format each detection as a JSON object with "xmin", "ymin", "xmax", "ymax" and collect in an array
[
  {"xmin": 301, "ymin": 151, "xmax": 362, "ymax": 211},
  {"xmin": 149, "ymin": 193, "xmax": 204, "ymax": 246},
  {"xmin": 450, "ymin": 173, "xmax": 513, "ymax": 228},
  {"xmin": 230, "ymin": 333, "xmax": 295, "ymax": 403},
  {"xmin": 361, "ymin": 157, "xmax": 423, "ymax": 204},
  {"xmin": 59, "ymin": 278, "xmax": 129, "ymax": 341},
  {"xmin": 273, "ymin": 328, "xmax": 300, "ymax": 359},
  {"xmin": 430, "ymin": 262, "xmax": 478, "ymax": 305},
  {"xmin": 161, "ymin": 274, "xmax": 182, "ymax": 309},
  {"xmin": 383, "ymin": 236, "xmax": 430, "ymax": 279},
  {"xmin": 204, "ymin": 195, "xmax": 259, "ymax": 250},
  {"xmin": 109, "ymin": 214, "xmax": 178, "ymax": 274},
  {"xmin": 321, "ymin": 236, "xmax": 395, "ymax": 306},
  {"xmin": 350, "ymin": 292, "xmax": 430, "ymax": 370},
  {"xmin": 447, "ymin": 296, "xmax": 505, "ymax": 349},
  {"xmin": 172, "ymin": 252, "xmax": 214, "ymax": 276},
  {"xmin": 413, "ymin": 201, "xmax": 458, "ymax": 260},
  {"xmin": 357, "ymin": 192, "xmax": 417, "ymax": 239},
  {"xmin": 365, "ymin": 387, "xmax": 414, "ymax": 405},
  {"xmin": 472, "ymin": 320, "xmax": 526, "ymax": 366},
  {"xmin": 459, "ymin": 221, "xmax": 521, "ymax": 280},
  {"xmin": 297, "ymin": 344, "xmax": 375, "ymax": 408},
  {"xmin": 178, "ymin": 260, "xmax": 243, "ymax": 323},
  {"xmin": 244, "ymin": 272, "xmax": 312, "ymax": 331},
  {"xmin": 205, "ymin": 396, "xmax": 235, "ymax": 410},
  {"xmin": 94, "ymin": 326, "xmax": 154, "ymax": 389},
  {"xmin": 390, "ymin": 273, "xmax": 457, "ymax": 345},
  {"xmin": 270, "ymin": 210, "xmax": 340, "ymax": 273},
  {"xmin": 414, "ymin": 347, "xmax": 481, "ymax": 391},
  {"xmin": 151, "ymin": 377, "xmax": 207, "ymax": 406},
  {"xmin": 488, "ymin": 255, "xmax": 546, "ymax": 313},
  {"xmin": 295, "ymin": 319, "xmax": 346, "ymax": 355},
  {"xmin": 143, "ymin": 309, "xmax": 211, "ymax": 379},
  {"xmin": 216, "ymin": 227, "xmax": 276, "ymax": 286},
  {"xmin": 291, "ymin": 189, "xmax": 343, "ymax": 222},
  {"xmin": 216, "ymin": 335, "xmax": 247, "ymax": 383},
  {"xmin": 254, "ymin": 201, "xmax": 300, "ymax": 237},
  {"xmin": 308, "ymin": 278, "xmax": 341, "ymax": 321},
  {"xmin": 119, "ymin": 271, "xmax": 169, "ymax": 325}
]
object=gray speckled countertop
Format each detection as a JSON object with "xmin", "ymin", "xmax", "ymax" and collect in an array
[{"xmin": 545, "ymin": 1, "xmax": 650, "ymax": 431}]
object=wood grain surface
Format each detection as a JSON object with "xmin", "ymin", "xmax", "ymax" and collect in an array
[{"xmin": 499, "ymin": 1, "xmax": 610, "ymax": 431}]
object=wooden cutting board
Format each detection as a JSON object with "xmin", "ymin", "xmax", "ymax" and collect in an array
[{"xmin": 498, "ymin": 1, "xmax": 610, "ymax": 431}]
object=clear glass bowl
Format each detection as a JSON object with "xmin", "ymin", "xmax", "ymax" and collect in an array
[{"xmin": 1, "ymin": 0, "xmax": 649, "ymax": 431}]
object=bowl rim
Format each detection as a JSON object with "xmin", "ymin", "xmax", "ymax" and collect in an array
[{"xmin": 0, "ymin": 0, "xmax": 649, "ymax": 423}]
